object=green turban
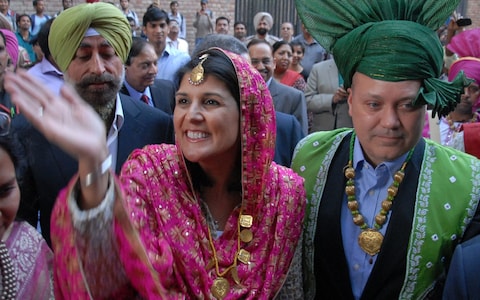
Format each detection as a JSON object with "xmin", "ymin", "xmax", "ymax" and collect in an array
[
  {"xmin": 49, "ymin": 2, "xmax": 132, "ymax": 72},
  {"xmin": 295, "ymin": 0, "xmax": 472, "ymax": 117}
]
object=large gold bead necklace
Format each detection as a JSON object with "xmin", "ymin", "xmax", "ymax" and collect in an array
[{"xmin": 344, "ymin": 132, "xmax": 414, "ymax": 261}]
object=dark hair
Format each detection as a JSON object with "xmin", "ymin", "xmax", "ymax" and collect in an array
[
  {"xmin": 177, "ymin": 48, "xmax": 241, "ymax": 191},
  {"xmin": 272, "ymin": 40, "xmax": 292, "ymax": 54},
  {"xmin": 178, "ymin": 48, "xmax": 240, "ymax": 107},
  {"xmin": 193, "ymin": 34, "xmax": 247, "ymax": 57},
  {"xmin": 0, "ymin": 132, "xmax": 30, "ymax": 221},
  {"xmin": 233, "ymin": 21, "xmax": 246, "ymax": 28},
  {"xmin": 37, "ymin": 18, "xmax": 54, "ymax": 58},
  {"xmin": 246, "ymin": 38, "xmax": 271, "ymax": 50},
  {"xmin": 170, "ymin": 1, "xmax": 178, "ymax": 6},
  {"xmin": 290, "ymin": 40, "xmax": 305, "ymax": 54},
  {"xmin": 216, "ymin": 16, "xmax": 229, "ymax": 25},
  {"xmin": 0, "ymin": 133, "xmax": 24, "ymax": 180},
  {"xmin": 126, "ymin": 37, "xmax": 152, "ymax": 65},
  {"xmin": 143, "ymin": 7, "xmax": 169, "ymax": 26},
  {"xmin": 16, "ymin": 14, "xmax": 32, "ymax": 26}
]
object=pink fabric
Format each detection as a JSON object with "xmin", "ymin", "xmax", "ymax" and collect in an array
[
  {"xmin": 5, "ymin": 222, "xmax": 54, "ymax": 300},
  {"xmin": 448, "ymin": 57, "xmax": 480, "ymax": 112},
  {"xmin": 0, "ymin": 29, "xmax": 19, "ymax": 66},
  {"xmin": 51, "ymin": 49, "xmax": 305, "ymax": 298},
  {"xmin": 447, "ymin": 28, "xmax": 480, "ymax": 59}
]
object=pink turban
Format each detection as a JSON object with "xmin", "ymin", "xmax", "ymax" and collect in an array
[
  {"xmin": 448, "ymin": 57, "xmax": 480, "ymax": 111},
  {"xmin": 0, "ymin": 29, "xmax": 19, "ymax": 66},
  {"xmin": 447, "ymin": 28, "xmax": 480, "ymax": 59}
]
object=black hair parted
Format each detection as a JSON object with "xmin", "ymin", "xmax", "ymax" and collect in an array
[{"xmin": 177, "ymin": 48, "xmax": 240, "ymax": 108}]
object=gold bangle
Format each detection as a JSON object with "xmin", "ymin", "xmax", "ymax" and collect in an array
[{"xmin": 83, "ymin": 155, "xmax": 112, "ymax": 187}]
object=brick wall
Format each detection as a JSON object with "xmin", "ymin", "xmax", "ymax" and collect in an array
[
  {"xmin": 10, "ymin": 0, "xmax": 236, "ymax": 55},
  {"xmin": 469, "ymin": 0, "xmax": 480, "ymax": 28},
  {"xmin": 9, "ymin": 0, "xmax": 480, "ymax": 52}
]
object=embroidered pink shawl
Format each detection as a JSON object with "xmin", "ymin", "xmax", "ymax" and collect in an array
[
  {"xmin": 5, "ymin": 221, "xmax": 54, "ymax": 299},
  {"xmin": 51, "ymin": 50, "xmax": 305, "ymax": 299}
]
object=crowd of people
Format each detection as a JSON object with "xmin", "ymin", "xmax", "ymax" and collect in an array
[{"xmin": 0, "ymin": 0, "xmax": 479, "ymax": 298}]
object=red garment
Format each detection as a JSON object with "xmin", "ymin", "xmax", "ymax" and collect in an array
[
  {"xmin": 463, "ymin": 122, "xmax": 480, "ymax": 158},
  {"xmin": 280, "ymin": 69, "xmax": 304, "ymax": 87}
]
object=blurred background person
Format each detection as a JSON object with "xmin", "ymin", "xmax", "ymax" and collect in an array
[
  {"xmin": 193, "ymin": 0, "xmax": 214, "ymax": 46},
  {"xmin": 121, "ymin": 37, "xmax": 176, "ymax": 115},
  {"xmin": 215, "ymin": 16, "xmax": 229, "ymax": 35},
  {"xmin": 0, "ymin": 0, "xmax": 15, "ymax": 31},
  {"xmin": 167, "ymin": 19, "xmax": 188, "ymax": 54},
  {"xmin": 272, "ymin": 40, "xmax": 306, "ymax": 92},
  {"xmin": 233, "ymin": 21, "xmax": 246, "ymax": 42},
  {"xmin": 280, "ymin": 21, "xmax": 294, "ymax": 42},
  {"xmin": 305, "ymin": 58, "xmax": 352, "ymax": 133},
  {"xmin": 289, "ymin": 40, "xmax": 308, "ymax": 81},
  {"xmin": 168, "ymin": 1, "xmax": 186, "ymax": 39}
]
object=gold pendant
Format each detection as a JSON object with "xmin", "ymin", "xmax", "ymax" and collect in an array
[
  {"xmin": 238, "ymin": 249, "xmax": 251, "ymax": 264},
  {"xmin": 240, "ymin": 229, "xmax": 253, "ymax": 243},
  {"xmin": 230, "ymin": 267, "xmax": 241, "ymax": 285},
  {"xmin": 239, "ymin": 215, "xmax": 253, "ymax": 228},
  {"xmin": 358, "ymin": 229, "xmax": 384, "ymax": 256},
  {"xmin": 211, "ymin": 277, "xmax": 230, "ymax": 299}
]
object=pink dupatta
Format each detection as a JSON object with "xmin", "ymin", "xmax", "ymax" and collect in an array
[{"xmin": 51, "ymin": 49, "xmax": 305, "ymax": 299}]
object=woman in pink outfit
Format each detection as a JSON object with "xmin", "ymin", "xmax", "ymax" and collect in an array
[{"xmin": 5, "ymin": 48, "xmax": 305, "ymax": 299}]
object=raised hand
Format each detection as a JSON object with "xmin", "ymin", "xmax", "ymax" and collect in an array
[
  {"xmin": 5, "ymin": 70, "xmax": 107, "ymax": 161},
  {"xmin": 5, "ymin": 70, "xmax": 110, "ymax": 209}
]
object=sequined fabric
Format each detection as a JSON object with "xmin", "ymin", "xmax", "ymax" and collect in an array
[{"xmin": 51, "ymin": 50, "xmax": 306, "ymax": 299}]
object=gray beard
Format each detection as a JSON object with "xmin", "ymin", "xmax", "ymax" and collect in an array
[{"xmin": 64, "ymin": 70, "xmax": 124, "ymax": 129}]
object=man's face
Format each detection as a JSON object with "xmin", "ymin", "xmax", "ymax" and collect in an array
[
  {"xmin": 18, "ymin": 16, "xmax": 31, "ymax": 30},
  {"xmin": 248, "ymin": 43, "xmax": 274, "ymax": 82},
  {"xmin": 143, "ymin": 19, "xmax": 169, "ymax": 45},
  {"xmin": 120, "ymin": 0, "xmax": 129, "ymax": 10},
  {"xmin": 256, "ymin": 18, "xmax": 270, "ymax": 36},
  {"xmin": 348, "ymin": 72, "xmax": 425, "ymax": 167},
  {"xmin": 0, "ymin": 0, "xmax": 8, "ymax": 13},
  {"xmin": 280, "ymin": 22, "xmax": 293, "ymax": 40},
  {"xmin": 454, "ymin": 82, "xmax": 480, "ymax": 115},
  {"xmin": 62, "ymin": 0, "xmax": 72, "ymax": 9},
  {"xmin": 64, "ymin": 35, "xmax": 123, "ymax": 113},
  {"xmin": 170, "ymin": 2, "xmax": 178, "ymax": 14},
  {"xmin": 169, "ymin": 21, "xmax": 179, "ymax": 38},
  {"xmin": 234, "ymin": 23, "xmax": 246, "ymax": 40},
  {"xmin": 215, "ymin": 19, "xmax": 229, "ymax": 34},
  {"xmin": 35, "ymin": 0, "xmax": 45, "ymax": 13},
  {"xmin": 125, "ymin": 44, "xmax": 158, "ymax": 92}
]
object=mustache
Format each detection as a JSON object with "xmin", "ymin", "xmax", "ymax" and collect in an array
[{"xmin": 78, "ymin": 73, "xmax": 117, "ymax": 88}]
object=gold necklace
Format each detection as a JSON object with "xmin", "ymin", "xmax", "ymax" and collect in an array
[
  {"xmin": 344, "ymin": 133, "xmax": 413, "ymax": 258},
  {"xmin": 206, "ymin": 208, "xmax": 254, "ymax": 299}
]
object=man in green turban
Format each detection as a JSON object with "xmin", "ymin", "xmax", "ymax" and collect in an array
[
  {"xmin": 290, "ymin": 0, "xmax": 480, "ymax": 299},
  {"xmin": 11, "ymin": 2, "xmax": 174, "ymax": 246}
]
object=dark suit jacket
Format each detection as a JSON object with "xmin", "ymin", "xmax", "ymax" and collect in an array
[
  {"xmin": 443, "ymin": 234, "xmax": 480, "ymax": 299},
  {"xmin": 274, "ymin": 111, "xmax": 304, "ymax": 167},
  {"xmin": 14, "ymin": 94, "xmax": 174, "ymax": 246},
  {"xmin": 120, "ymin": 79, "xmax": 176, "ymax": 115},
  {"xmin": 268, "ymin": 79, "xmax": 308, "ymax": 135}
]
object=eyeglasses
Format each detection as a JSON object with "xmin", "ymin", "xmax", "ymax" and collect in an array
[{"xmin": 250, "ymin": 58, "xmax": 272, "ymax": 66}]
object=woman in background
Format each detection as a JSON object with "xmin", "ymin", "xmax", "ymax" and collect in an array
[
  {"xmin": 273, "ymin": 40, "xmax": 306, "ymax": 92},
  {"xmin": 0, "ymin": 111, "xmax": 53, "ymax": 299}
]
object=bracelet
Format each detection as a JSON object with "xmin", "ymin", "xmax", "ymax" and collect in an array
[{"xmin": 83, "ymin": 154, "xmax": 112, "ymax": 187}]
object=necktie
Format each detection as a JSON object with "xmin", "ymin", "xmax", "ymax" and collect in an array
[{"xmin": 140, "ymin": 94, "xmax": 150, "ymax": 105}]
